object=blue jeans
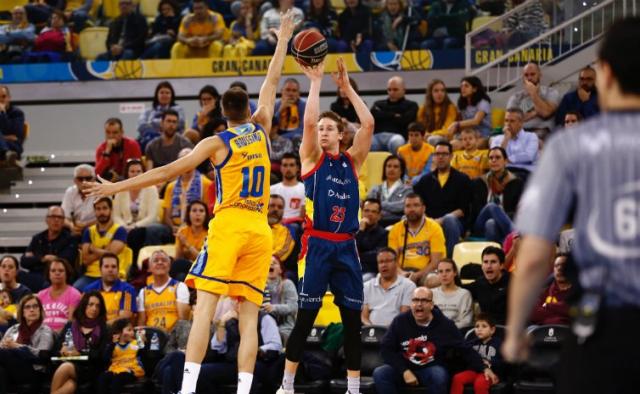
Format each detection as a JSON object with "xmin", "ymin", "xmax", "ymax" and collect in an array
[
  {"xmin": 473, "ymin": 202, "xmax": 513, "ymax": 243},
  {"xmin": 373, "ymin": 364, "xmax": 449, "ymax": 394},
  {"xmin": 420, "ymin": 36, "xmax": 463, "ymax": 50},
  {"xmin": 0, "ymin": 136, "xmax": 22, "ymax": 158},
  {"xmin": 73, "ymin": 275, "xmax": 98, "ymax": 291},
  {"xmin": 371, "ymin": 132, "xmax": 406, "ymax": 154},
  {"xmin": 442, "ymin": 214, "xmax": 465, "ymax": 258},
  {"xmin": 141, "ymin": 39, "xmax": 174, "ymax": 59}
]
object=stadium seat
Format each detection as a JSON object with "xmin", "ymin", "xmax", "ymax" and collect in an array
[
  {"xmin": 363, "ymin": 151, "xmax": 391, "ymax": 191},
  {"xmin": 314, "ymin": 292, "xmax": 342, "ymax": 326},
  {"xmin": 79, "ymin": 27, "xmax": 109, "ymax": 60},
  {"xmin": 102, "ymin": 0, "xmax": 139, "ymax": 20},
  {"xmin": 471, "ymin": 16, "xmax": 502, "ymax": 32},
  {"xmin": 491, "ymin": 108, "xmax": 506, "ymax": 130},
  {"xmin": 140, "ymin": 0, "xmax": 160, "ymax": 22},
  {"xmin": 0, "ymin": 0, "xmax": 28, "ymax": 13},
  {"xmin": 452, "ymin": 241, "xmax": 501, "ymax": 282},
  {"xmin": 293, "ymin": 326, "xmax": 331, "ymax": 393},
  {"xmin": 137, "ymin": 244, "xmax": 176, "ymax": 269},
  {"xmin": 330, "ymin": 0, "xmax": 345, "ymax": 12}
]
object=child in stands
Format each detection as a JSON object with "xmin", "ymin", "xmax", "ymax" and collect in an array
[
  {"xmin": 98, "ymin": 318, "xmax": 145, "ymax": 394},
  {"xmin": 451, "ymin": 128, "xmax": 489, "ymax": 179}
]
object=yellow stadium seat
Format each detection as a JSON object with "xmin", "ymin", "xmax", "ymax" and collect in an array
[
  {"xmin": 140, "ymin": 0, "xmax": 160, "ymax": 20},
  {"xmin": 119, "ymin": 246, "xmax": 134, "ymax": 280},
  {"xmin": 23, "ymin": 122, "xmax": 29, "ymax": 141},
  {"xmin": 137, "ymin": 244, "xmax": 176, "ymax": 269},
  {"xmin": 314, "ymin": 292, "xmax": 342, "ymax": 326},
  {"xmin": 330, "ymin": 0, "xmax": 345, "ymax": 12},
  {"xmin": 102, "ymin": 0, "xmax": 139, "ymax": 19},
  {"xmin": 491, "ymin": 108, "xmax": 505, "ymax": 129},
  {"xmin": 452, "ymin": 241, "xmax": 501, "ymax": 274},
  {"xmin": 471, "ymin": 16, "xmax": 502, "ymax": 32},
  {"xmin": 89, "ymin": 0, "xmax": 103, "ymax": 19},
  {"xmin": 363, "ymin": 151, "xmax": 391, "ymax": 192},
  {"xmin": 79, "ymin": 27, "xmax": 109, "ymax": 60},
  {"xmin": 0, "ymin": 0, "xmax": 28, "ymax": 13}
]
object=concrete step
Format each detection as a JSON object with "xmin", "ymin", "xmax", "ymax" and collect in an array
[
  {"xmin": 0, "ymin": 236, "xmax": 31, "ymax": 248},
  {"xmin": 0, "ymin": 208, "xmax": 48, "ymax": 223},
  {"xmin": 25, "ymin": 150, "xmax": 94, "ymax": 165},
  {"xmin": 0, "ymin": 192, "xmax": 64, "ymax": 205},
  {"xmin": 23, "ymin": 167, "xmax": 75, "ymax": 182},
  {"xmin": 0, "ymin": 222, "xmax": 45, "ymax": 233},
  {"xmin": 11, "ymin": 179, "xmax": 69, "ymax": 194}
]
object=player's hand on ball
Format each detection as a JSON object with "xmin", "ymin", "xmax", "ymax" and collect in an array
[
  {"xmin": 274, "ymin": 9, "xmax": 295, "ymax": 42},
  {"xmin": 86, "ymin": 175, "xmax": 117, "ymax": 197},
  {"xmin": 301, "ymin": 61, "xmax": 325, "ymax": 81},
  {"xmin": 331, "ymin": 58, "xmax": 350, "ymax": 91}
]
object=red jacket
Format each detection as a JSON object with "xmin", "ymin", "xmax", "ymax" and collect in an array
[
  {"xmin": 530, "ymin": 281, "xmax": 571, "ymax": 325},
  {"xmin": 95, "ymin": 137, "xmax": 142, "ymax": 179}
]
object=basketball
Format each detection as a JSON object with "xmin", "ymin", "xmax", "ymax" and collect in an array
[{"xmin": 291, "ymin": 29, "xmax": 328, "ymax": 67}]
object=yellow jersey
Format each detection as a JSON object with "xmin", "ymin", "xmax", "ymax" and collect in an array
[
  {"xmin": 451, "ymin": 149, "xmax": 489, "ymax": 179},
  {"xmin": 397, "ymin": 143, "xmax": 435, "ymax": 179},
  {"xmin": 108, "ymin": 340, "xmax": 145, "ymax": 378},
  {"xmin": 141, "ymin": 279, "xmax": 182, "ymax": 332},
  {"xmin": 85, "ymin": 223, "xmax": 128, "ymax": 278},
  {"xmin": 388, "ymin": 217, "xmax": 446, "ymax": 271}
]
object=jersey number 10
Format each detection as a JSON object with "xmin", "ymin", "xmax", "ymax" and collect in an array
[{"xmin": 240, "ymin": 165, "xmax": 265, "ymax": 198}]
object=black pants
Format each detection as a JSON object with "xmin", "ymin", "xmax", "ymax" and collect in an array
[
  {"xmin": 0, "ymin": 348, "xmax": 40, "ymax": 394},
  {"xmin": 97, "ymin": 371, "xmax": 136, "ymax": 394}
]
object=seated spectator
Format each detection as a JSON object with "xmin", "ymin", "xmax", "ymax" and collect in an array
[
  {"xmin": 228, "ymin": 80, "xmax": 257, "ymax": 114},
  {"xmin": 137, "ymin": 250, "xmax": 190, "ymax": 333},
  {"xmin": 63, "ymin": 0, "xmax": 93, "ymax": 31},
  {"xmin": 0, "ymin": 295, "xmax": 54, "ymax": 392},
  {"xmin": 490, "ymin": 107, "xmax": 538, "ymax": 180},
  {"xmin": 368, "ymin": 155, "xmax": 412, "ymax": 226},
  {"xmin": 172, "ymin": 0, "xmax": 225, "ymax": 58},
  {"xmin": 263, "ymin": 258, "xmax": 298, "ymax": 342},
  {"xmin": 413, "ymin": 141, "xmax": 473, "ymax": 258},
  {"xmin": 96, "ymin": 0, "xmax": 147, "ymax": 60},
  {"xmin": 356, "ymin": 198, "xmax": 389, "ymax": 281},
  {"xmin": 138, "ymin": 81, "xmax": 187, "ymax": 150},
  {"xmin": 417, "ymin": 79, "xmax": 458, "ymax": 144},
  {"xmin": 398, "ymin": 122, "xmax": 435, "ymax": 181},
  {"xmin": 253, "ymin": 0, "xmax": 304, "ymax": 55},
  {"xmin": 422, "ymin": 0, "xmax": 471, "ymax": 50},
  {"xmin": 83, "ymin": 254, "xmax": 137, "ymax": 324},
  {"xmin": 450, "ymin": 313, "xmax": 503, "ymax": 394},
  {"xmin": 0, "ymin": 6, "xmax": 35, "ymax": 63},
  {"xmin": 274, "ymin": 78, "xmax": 306, "ymax": 141},
  {"xmin": 388, "ymin": 193, "xmax": 446, "ymax": 285},
  {"xmin": 0, "ymin": 288, "xmax": 15, "ymax": 333},
  {"xmin": 25, "ymin": 9, "xmax": 72, "ymax": 63},
  {"xmin": 95, "ymin": 117, "xmax": 142, "ymax": 182},
  {"xmin": 529, "ymin": 254, "xmax": 572, "ymax": 326},
  {"xmin": 337, "ymin": 0, "xmax": 373, "ymax": 54},
  {"xmin": 269, "ymin": 118, "xmax": 294, "ymax": 174},
  {"xmin": 49, "ymin": 291, "xmax": 109, "ymax": 394},
  {"xmin": 371, "ymin": 76, "xmax": 418, "ymax": 154},
  {"xmin": 476, "ymin": 0, "xmax": 506, "ymax": 15},
  {"xmin": 362, "ymin": 247, "xmax": 416, "ymax": 326},
  {"xmin": 21, "ymin": 205, "xmax": 78, "ymax": 290},
  {"xmin": 37, "ymin": 258, "xmax": 81, "ymax": 332},
  {"xmin": 373, "ymin": 287, "xmax": 485, "ymax": 394},
  {"xmin": 451, "ymin": 128, "xmax": 489, "ymax": 180},
  {"xmin": 189, "ymin": 85, "xmax": 222, "ymax": 134},
  {"xmin": 330, "ymin": 77, "xmax": 360, "ymax": 124},
  {"xmin": 142, "ymin": 0, "xmax": 182, "ymax": 59},
  {"xmin": 555, "ymin": 65, "xmax": 600, "ymax": 127},
  {"xmin": 173, "ymin": 200, "xmax": 209, "ymax": 281},
  {"xmin": 61, "ymin": 164, "xmax": 97, "ymax": 238},
  {"xmin": 465, "ymin": 246, "xmax": 510, "ymax": 325},
  {"xmin": 502, "ymin": 0, "xmax": 547, "ymax": 48},
  {"xmin": 0, "ymin": 256, "xmax": 32, "ymax": 304},
  {"xmin": 24, "ymin": 1, "xmax": 60, "ymax": 27},
  {"xmin": 75, "ymin": 198, "xmax": 129, "ymax": 289},
  {"xmin": 432, "ymin": 259, "xmax": 473, "ymax": 328},
  {"xmin": 506, "ymin": 63, "xmax": 560, "ymax": 139},
  {"xmin": 304, "ymin": 0, "xmax": 345, "ymax": 53},
  {"xmin": 450, "ymin": 76, "xmax": 492, "ymax": 139},
  {"xmin": 377, "ymin": 0, "xmax": 408, "ymax": 51},
  {"xmin": 145, "ymin": 109, "xmax": 194, "ymax": 171},
  {"xmin": 0, "ymin": 85, "xmax": 26, "ymax": 164},
  {"xmin": 268, "ymin": 195, "xmax": 295, "ymax": 265},
  {"xmin": 563, "ymin": 110, "xmax": 582, "ymax": 128},
  {"xmin": 270, "ymin": 153, "xmax": 305, "ymax": 235},
  {"xmin": 472, "ymin": 147, "xmax": 524, "ymax": 243},
  {"xmin": 222, "ymin": 0, "xmax": 259, "ymax": 57},
  {"xmin": 99, "ymin": 318, "xmax": 145, "ymax": 393}
]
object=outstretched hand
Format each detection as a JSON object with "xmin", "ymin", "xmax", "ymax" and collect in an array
[
  {"xmin": 272, "ymin": 9, "xmax": 295, "ymax": 43},
  {"xmin": 331, "ymin": 58, "xmax": 350, "ymax": 92},
  {"xmin": 301, "ymin": 61, "xmax": 325, "ymax": 81},
  {"xmin": 85, "ymin": 175, "xmax": 117, "ymax": 198}
]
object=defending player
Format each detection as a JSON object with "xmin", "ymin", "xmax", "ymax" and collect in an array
[
  {"xmin": 277, "ymin": 58, "xmax": 374, "ymax": 394},
  {"xmin": 86, "ymin": 11, "xmax": 296, "ymax": 394}
]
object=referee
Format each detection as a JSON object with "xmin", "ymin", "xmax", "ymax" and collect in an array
[{"xmin": 502, "ymin": 16, "xmax": 640, "ymax": 394}]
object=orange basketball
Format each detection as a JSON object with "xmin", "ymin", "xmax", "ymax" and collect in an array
[{"xmin": 291, "ymin": 29, "xmax": 329, "ymax": 67}]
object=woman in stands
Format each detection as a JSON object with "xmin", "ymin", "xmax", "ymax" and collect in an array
[
  {"xmin": 367, "ymin": 155, "xmax": 413, "ymax": 227},
  {"xmin": 0, "ymin": 255, "xmax": 31, "ymax": 304},
  {"xmin": 137, "ymin": 81, "xmax": 186, "ymax": 150},
  {"xmin": 28, "ymin": 10, "xmax": 73, "ymax": 63},
  {"xmin": 330, "ymin": 77, "xmax": 360, "ymax": 124},
  {"xmin": 417, "ymin": 79, "xmax": 459, "ymax": 144},
  {"xmin": 173, "ymin": 200, "xmax": 209, "ymax": 281},
  {"xmin": 223, "ymin": 0, "xmax": 259, "ymax": 58},
  {"xmin": 450, "ymin": 76, "xmax": 493, "ymax": 140},
  {"xmin": 432, "ymin": 259, "xmax": 474, "ymax": 329},
  {"xmin": 264, "ymin": 258, "xmax": 298, "ymax": 343},
  {"xmin": 189, "ymin": 85, "xmax": 222, "ymax": 134},
  {"xmin": 377, "ymin": 0, "xmax": 408, "ymax": 51},
  {"xmin": 49, "ymin": 291, "xmax": 109, "ymax": 394},
  {"xmin": 305, "ymin": 0, "xmax": 345, "ymax": 53},
  {"xmin": 142, "ymin": 0, "xmax": 182, "ymax": 59},
  {"xmin": 0, "ymin": 295, "xmax": 54, "ymax": 392},
  {"xmin": 37, "ymin": 258, "xmax": 81, "ymax": 333}
]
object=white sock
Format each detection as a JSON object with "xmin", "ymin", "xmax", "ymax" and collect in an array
[
  {"xmin": 237, "ymin": 372, "xmax": 253, "ymax": 394},
  {"xmin": 347, "ymin": 376, "xmax": 360, "ymax": 394},
  {"xmin": 180, "ymin": 362, "xmax": 201, "ymax": 393},
  {"xmin": 282, "ymin": 370, "xmax": 296, "ymax": 391}
]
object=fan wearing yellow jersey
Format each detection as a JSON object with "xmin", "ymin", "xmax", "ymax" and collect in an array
[
  {"xmin": 87, "ymin": 11, "xmax": 297, "ymax": 394},
  {"xmin": 451, "ymin": 128, "xmax": 489, "ymax": 179}
]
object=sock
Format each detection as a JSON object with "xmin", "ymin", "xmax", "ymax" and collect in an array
[
  {"xmin": 282, "ymin": 370, "xmax": 296, "ymax": 391},
  {"xmin": 237, "ymin": 372, "xmax": 253, "ymax": 394},
  {"xmin": 180, "ymin": 362, "xmax": 201, "ymax": 393},
  {"xmin": 347, "ymin": 376, "xmax": 360, "ymax": 394}
]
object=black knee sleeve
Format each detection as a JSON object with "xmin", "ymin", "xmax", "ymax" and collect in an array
[
  {"xmin": 285, "ymin": 308, "xmax": 319, "ymax": 363},
  {"xmin": 339, "ymin": 306, "xmax": 362, "ymax": 371}
]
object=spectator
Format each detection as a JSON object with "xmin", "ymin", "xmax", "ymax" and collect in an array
[
  {"xmin": 274, "ymin": 78, "xmax": 307, "ymax": 141},
  {"xmin": 471, "ymin": 147, "xmax": 524, "ymax": 243},
  {"xmin": 37, "ymin": 258, "xmax": 81, "ymax": 332},
  {"xmin": 95, "ymin": 117, "xmax": 142, "ymax": 182},
  {"xmin": 0, "ymin": 295, "xmax": 54, "ymax": 392},
  {"xmin": 75, "ymin": 198, "xmax": 128, "ymax": 290},
  {"xmin": 337, "ymin": 0, "xmax": 373, "ymax": 54},
  {"xmin": 502, "ymin": 0, "xmax": 547, "ymax": 48},
  {"xmin": 367, "ymin": 155, "xmax": 413, "ymax": 226},
  {"xmin": 0, "ymin": 85, "xmax": 26, "ymax": 164},
  {"xmin": 529, "ymin": 254, "xmax": 572, "ymax": 325},
  {"xmin": 370, "ymin": 76, "xmax": 418, "ymax": 153},
  {"xmin": 0, "ymin": 6, "xmax": 35, "ymax": 63},
  {"xmin": 96, "ymin": 0, "xmax": 147, "ymax": 60},
  {"xmin": 142, "ymin": 0, "xmax": 182, "ymax": 59},
  {"xmin": 563, "ymin": 110, "xmax": 582, "ymax": 128},
  {"xmin": 397, "ymin": 122, "xmax": 435, "ymax": 181},
  {"xmin": 450, "ymin": 76, "xmax": 492, "ymax": 139},
  {"xmin": 145, "ymin": 109, "xmax": 194, "ymax": 170},
  {"xmin": 21, "ymin": 206, "xmax": 78, "ymax": 289},
  {"xmin": 555, "ymin": 65, "xmax": 600, "ymax": 127},
  {"xmin": 378, "ymin": 0, "xmax": 408, "ymax": 51},
  {"xmin": 422, "ymin": 0, "xmax": 471, "ymax": 50},
  {"xmin": 330, "ymin": 77, "xmax": 360, "ymax": 124},
  {"xmin": 253, "ymin": 0, "xmax": 304, "ymax": 55},
  {"xmin": 222, "ymin": 0, "xmax": 259, "ymax": 57},
  {"xmin": 263, "ymin": 258, "xmax": 298, "ymax": 342},
  {"xmin": 172, "ymin": 0, "xmax": 225, "ymax": 58},
  {"xmin": 432, "ymin": 259, "xmax": 473, "ymax": 328},
  {"xmin": 506, "ymin": 63, "xmax": 560, "ymax": 139},
  {"xmin": 356, "ymin": 198, "xmax": 389, "ymax": 281},
  {"xmin": 305, "ymin": 0, "xmax": 344, "ymax": 53},
  {"xmin": 417, "ymin": 79, "xmax": 458, "ymax": 144},
  {"xmin": 61, "ymin": 164, "xmax": 97, "ymax": 237},
  {"xmin": 465, "ymin": 246, "xmax": 510, "ymax": 325},
  {"xmin": 0, "ymin": 256, "xmax": 32, "ymax": 304},
  {"xmin": 373, "ymin": 287, "xmax": 486, "ymax": 394},
  {"xmin": 388, "ymin": 193, "xmax": 446, "ymax": 285},
  {"xmin": 268, "ymin": 118, "xmax": 294, "ymax": 173},
  {"xmin": 137, "ymin": 250, "xmax": 190, "ymax": 332},
  {"xmin": 451, "ymin": 128, "xmax": 489, "ymax": 180},
  {"xmin": 138, "ymin": 81, "xmax": 187, "ymax": 150},
  {"xmin": 49, "ymin": 291, "xmax": 109, "ymax": 394},
  {"xmin": 413, "ymin": 141, "xmax": 473, "ymax": 258},
  {"xmin": 270, "ymin": 153, "xmax": 305, "ymax": 233},
  {"xmin": 490, "ymin": 107, "xmax": 538, "ymax": 180},
  {"xmin": 228, "ymin": 80, "xmax": 258, "ymax": 114},
  {"xmin": 0, "ymin": 289, "xmax": 15, "ymax": 332},
  {"xmin": 98, "ymin": 318, "xmax": 145, "ymax": 394},
  {"xmin": 189, "ymin": 85, "xmax": 222, "ymax": 133},
  {"xmin": 174, "ymin": 200, "xmax": 209, "ymax": 281},
  {"xmin": 27, "ymin": 9, "xmax": 72, "ymax": 63},
  {"xmin": 362, "ymin": 247, "xmax": 416, "ymax": 326},
  {"xmin": 268, "ymin": 195, "xmax": 295, "ymax": 264},
  {"xmin": 23, "ymin": 1, "xmax": 59, "ymax": 27},
  {"xmin": 83, "ymin": 254, "xmax": 137, "ymax": 324},
  {"xmin": 63, "ymin": 0, "xmax": 93, "ymax": 31}
]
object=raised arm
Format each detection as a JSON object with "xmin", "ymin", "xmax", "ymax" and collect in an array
[{"xmin": 299, "ymin": 62, "xmax": 325, "ymax": 170}]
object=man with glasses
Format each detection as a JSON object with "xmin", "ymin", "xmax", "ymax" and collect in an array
[
  {"xmin": 356, "ymin": 198, "xmax": 388, "ymax": 282},
  {"xmin": 555, "ymin": 65, "xmax": 599, "ymax": 127},
  {"xmin": 373, "ymin": 286, "xmax": 486, "ymax": 394},
  {"xmin": 370, "ymin": 76, "xmax": 418, "ymax": 154},
  {"xmin": 95, "ymin": 117, "xmax": 142, "ymax": 182},
  {"xmin": 490, "ymin": 108, "xmax": 539, "ymax": 183},
  {"xmin": 62, "ymin": 164, "xmax": 97, "ymax": 237},
  {"xmin": 20, "ymin": 206, "xmax": 78, "ymax": 291},
  {"xmin": 96, "ymin": 0, "xmax": 148, "ymax": 60}
]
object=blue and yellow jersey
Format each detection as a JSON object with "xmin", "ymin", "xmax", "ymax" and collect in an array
[
  {"xmin": 108, "ymin": 340, "xmax": 145, "ymax": 378},
  {"xmin": 213, "ymin": 123, "xmax": 271, "ymax": 217},
  {"xmin": 84, "ymin": 280, "xmax": 137, "ymax": 322},
  {"xmin": 142, "ymin": 279, "xmax": 180, "ymax": 332}
]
